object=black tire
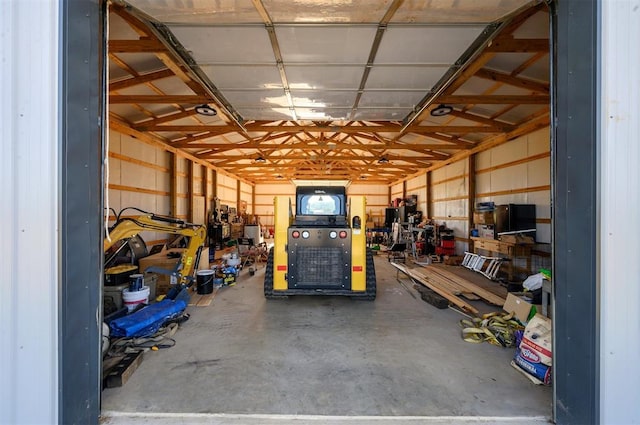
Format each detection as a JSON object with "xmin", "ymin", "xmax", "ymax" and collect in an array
[
  {"xmin": 264, "ymin": 247, "xmax": 274, "ymax": 298},
  {"xmin": 264, "ymin": 248, "xmax": 286, "ymax": 299},
  {"xmin": 353, "ymin": 249, "xmax": 376, "ymax": 301},
  {"xmin": 364, "ymin": 248, "xmax": 377, "ymax": 300}
]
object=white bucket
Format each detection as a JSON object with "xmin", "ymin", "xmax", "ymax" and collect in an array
[
  {"xmin": 122, "ymin": 286, "xmax": 150, "ymax": 312},
  {"xmin": 227, "ymin": 257, "xmax": 241, "ymax": 267}
]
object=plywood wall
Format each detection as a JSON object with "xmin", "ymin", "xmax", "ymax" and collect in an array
[
  {"xmin": 348, "ymin": 183, "xmax": 389, "ymax": 227},
  {"xmin": 108, "ymin": 125, "xmax": 549, "ymax": 252},
  {"xmin": 406, "ymin": 174, "xmax": 428, "ymax": 219},
  {"xmin": 175, "ymin": 156, "xmax": 189, "ymax": 220},
  {"xmin": 108, "ymin": 129, "xmax": 252, "ymax": 246},
  {"xmin": 217, "ymin": 173, "xmax": 238, "ymax": 212},
  {"xmin": 430, "ymin": 158, "xmax": 470, "ymax": 253},
  {"xmin": 253, "ymin": 182, "xmax": 296, "ymax": 231},
  {"xmin": 475, "ymin": 127, "xmax": 551, "ymax": 242},
  {"xmin": 390, "ymin": 182, "xmax": 403, "ymax": 204},
  {"xmin": 240, "ymin": 181, "xmax": 253, "ymax": 215},
  {"xmin": 392, "ymin": 126, "xmax": 551, "ymax": 255},
  {"xmin": 107, "ymin": 129, "xmax": 172, "ymax": 245}
]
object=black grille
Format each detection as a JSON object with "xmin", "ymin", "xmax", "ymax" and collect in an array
[{"xmin": 296, "ymin": 246, "xmax": 344, "ymax": 287}]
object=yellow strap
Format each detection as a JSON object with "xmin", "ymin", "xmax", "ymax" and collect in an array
[{"xmin": 459, "ymin": 311, "xmax": 524, "ymax": 347}]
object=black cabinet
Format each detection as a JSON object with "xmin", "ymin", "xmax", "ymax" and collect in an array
[{"xmin": 495, "ymin": 204, "xmax": 536, "ymax": 236}]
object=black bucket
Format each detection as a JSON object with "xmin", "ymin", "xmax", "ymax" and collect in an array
[{"xmin": 196, "ymin": 270, "xmax": 215, "ymax": 294}]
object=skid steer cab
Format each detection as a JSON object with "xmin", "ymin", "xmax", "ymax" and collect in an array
[{"xmin": 264, "ymin": 186, "xmax": 376, "ymax": 300}]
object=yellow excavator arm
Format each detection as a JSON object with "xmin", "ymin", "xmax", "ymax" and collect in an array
[{"xmin": 105, "ymin": 214, "xmax": 206, "ymax": 286}]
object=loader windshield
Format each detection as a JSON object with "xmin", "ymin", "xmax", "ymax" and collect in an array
[
  {"xmin": 302, "ymin": 194, "xmax": 338, "ymax": 215},
  {"xmin": 294, "ymin": 186, "xmax": 347, "ymax": 226}
]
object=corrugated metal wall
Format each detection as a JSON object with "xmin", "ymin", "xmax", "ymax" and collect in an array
[
  {"xmin": 599, "ymin": 0, "xmax": 640, "ymax": 422},
  {"xmin": 0, "ymin": 1, "xmax": 60, "ymax": 423}
]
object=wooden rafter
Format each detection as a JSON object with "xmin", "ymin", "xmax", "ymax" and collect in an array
[{"xmin": 107, "ymin": 1, "xmax": 551, "ymax": 185}]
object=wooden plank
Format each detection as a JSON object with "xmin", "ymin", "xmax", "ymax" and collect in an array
[
  {"xmin": 391, "ymin": 262, "xmax": 479, "ymax": 315},
  {"xmin": 412, "ymin": 269, "xmax": 464, "ymax": 295},
  {"xmin": 417, "ymin": 267, "xmax": 482, "ymax": 301},
  {"xmin": 413, "ymin": 268, "xmax": 470, "ymax": 294},
  {"xmin": 104, "ymin": 351, "xmax": 144, "ymax": 388},
  {"xmin": 426, "ymin": 266, "xmax": 506, "ymax": 306}
]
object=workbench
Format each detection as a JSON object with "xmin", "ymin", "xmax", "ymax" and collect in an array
[{"xmin": 470, "ymin": 236, "xmax": 533, "ymax": 280}]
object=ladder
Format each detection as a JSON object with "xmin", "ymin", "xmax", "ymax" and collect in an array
[{"xmin": 462, "ymin": 252, "xmax": 505, "ymax": 280}]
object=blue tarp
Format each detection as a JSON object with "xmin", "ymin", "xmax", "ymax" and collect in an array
[{"xmin": 110, "ymin": 299, "xmax": 187, "ymax": 338}]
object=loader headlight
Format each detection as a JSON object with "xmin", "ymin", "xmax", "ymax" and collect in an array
[
  {"xmin": 329, "ymin": 231, "xmax": 337, "ymax": 239},
  {"xmin": 302, "ymin": 231, "xmax": 310, "ymax": 239}
]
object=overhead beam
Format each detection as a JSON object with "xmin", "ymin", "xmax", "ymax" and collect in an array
[
  {"xmin": 475, "ymin": 68, "xmax": 550, "ymax": 93},
  {"xmin": 108, "ymin": 39, "xmax": 165, "ymax": 53},
  {"xmin": 486, "ymin": 38, "xmax": 549, "ymax": 52},
  {"xmin": 437, "ymin": 95, "xmax": 549, "ymax": 104},
  {"xmin": 142, "ymin": 124, "xmax": 508, "ymax": 134},
  {"xmin": 109, "ymin": 69, "xmax": 175, "ymax": 92},
  {"xmin": 110, "ymin": 95, "xmax": 210, "ymax": 104},
  {"xmin": 173, "ymin": 140, "xmax": 471, "ymax": 151}
]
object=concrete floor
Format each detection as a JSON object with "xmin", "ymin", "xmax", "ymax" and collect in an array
[{"xmin": 101, "ymin": 255, "xmax": 552, "ymax": 424}]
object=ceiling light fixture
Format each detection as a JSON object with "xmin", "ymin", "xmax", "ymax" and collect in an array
[
  {"xmin": 430, "ymin": 104, "xmax": 453, "ymax": 117},
  {"xmin": 378, "ymin": 157, "xmax": 389, "ymax": 164},
  {"xmin": 255, "ymin": 156, "xmax": 266, "ymax": 163},
  {"xmin": 194, "ymin": 104, "xmax": 217, "ymax": 116}
]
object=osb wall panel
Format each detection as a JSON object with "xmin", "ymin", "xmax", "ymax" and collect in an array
[
  {"xmin": 475, "ymin": 127, "xmax": 551, "ymax": 243},
  {"xmin": 240, "ymin": 181, "xmax": 253, "ymax": 214},
  {"xmin": 430, "ymin": 159, "xmax": 469, "ymax": 254},
  {"xmin": 254, "ymin": 183, "xmax": 296, "ymax": 230},
  {"xmin": 108, "ymin": 130, "xmax": 172, "ymax": 244},
  {"xmin": 176, "ymin": 157, "xmax": 189, "ymax": 219},
  {"xmin": 192, "ymin": 164, "xmax": 203, "ymax": 195},
  {"xmin": 217, "ymin": 174, "xmax": 238, "ymax": 210},
  {"xmin": 390, "ymin": 182, "xmax": 403, "ymax": 201},
  {"xmin": 406, "ymin": 175, "xmax": 427, "ymax": 217},
  {"xmin": 348, "ymin": 183, "xmax": 389, "ymax": 227}
]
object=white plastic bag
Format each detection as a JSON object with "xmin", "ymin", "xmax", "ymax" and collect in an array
[{"xmin": 523, "ymin": 272, "xmax": 544, "ymax": 291}]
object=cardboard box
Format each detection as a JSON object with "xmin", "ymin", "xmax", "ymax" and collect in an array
[
  {"xmin": 473, "ymin": 211, "xmax": 494, "ymax": 225},
  {"xmin": 503, "ymin": 293, "xmax": 535, "ymax": 323},
  {"xmin": 103, "ymin": 274, "xmax": 157, "ymax": 310},
  {"xmin": 478, "ymin": 224, "xmax": 495, "ymax": 239},
  {"xmin": 499, "ymin": 234, "xmax": 535, "ymax": 244}
]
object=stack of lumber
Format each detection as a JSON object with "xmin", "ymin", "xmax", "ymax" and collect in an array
[{"xmin": 391, "ymin": 262, "xmax": 506, "ymax": 316}]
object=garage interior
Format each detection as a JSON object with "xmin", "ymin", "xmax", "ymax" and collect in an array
[{"xmin": 102, "ymin": 0, "xmax": 554, "ymax": 422}]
